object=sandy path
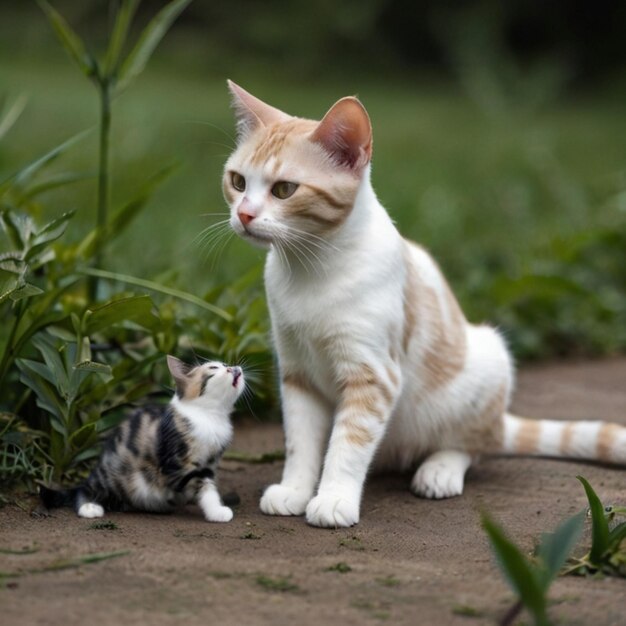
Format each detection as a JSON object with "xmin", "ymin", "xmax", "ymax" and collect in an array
[{"xmin": 1, "ymin": 359, "xmax": 625, "ymax": 625}]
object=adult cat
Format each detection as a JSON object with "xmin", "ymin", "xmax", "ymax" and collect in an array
[{"xmin": 223, "ymin": 81, "xmax": 625, "ymax": 528}]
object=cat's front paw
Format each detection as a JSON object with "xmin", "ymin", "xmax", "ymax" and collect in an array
[
  {"xmin": 260, "ymin": 484, "xmax": 310, "ymax": 516},
  {"xmin": 411, "ymin": 462, "xmax": 464, "ymax": 499},
  {"xmin": 77, "ymin": 502, "xmax": 105, "ymax": 519},
  {"xmin": 305, "ymin": 492, "xmax": 359, "ymax": 528},
  {"xmin": 204, "ymin": 505, "xmax": 233, "ymax": 523}
]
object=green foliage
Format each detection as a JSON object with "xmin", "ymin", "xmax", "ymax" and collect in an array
[
  {"xmin": 482, "ymin": 508, "xmax": 584, "ymax": 626},
  {"xmin": 0, "ymin": 0, "xmax": 273, "ymax": 492},
  {"xmin": 483, "ymin": 476, "xmax": 625, "ymax": 624},
  {"xmin": 37, "ymin": 0, "xmax": 193, "ymax": 294},
  {"xmin": 565, "ymin": 476, "xmax": 626, "ymax": 577}
]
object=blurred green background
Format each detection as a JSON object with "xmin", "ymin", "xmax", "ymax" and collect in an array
[{"xmin": 2, "ymin": 0, "xmax": 625, "ymax": 359}]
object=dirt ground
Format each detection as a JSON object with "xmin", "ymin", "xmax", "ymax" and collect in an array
[{"xmin": 1, "ymin": 358, "xmax": 625, "ymax": 626}]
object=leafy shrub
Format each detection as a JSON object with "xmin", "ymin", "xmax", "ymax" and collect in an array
[{"xmin": 0, "ymin": 1, "xmax": 274, "ymax": 492}]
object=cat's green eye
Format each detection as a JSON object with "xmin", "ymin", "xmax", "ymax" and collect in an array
[
  {"xmin": 231, "ymin": 172, "xmax": 246, "ymax": 192},
  {"xmin": 271, "ymin": 181, "xmax": 298, "ymax": 200}
]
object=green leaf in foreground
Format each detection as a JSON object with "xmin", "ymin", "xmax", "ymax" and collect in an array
[
  {"xmin": 482, "ymin": 513, "xmax": 548, "ymax": 626},
  {"xmin": 536, "ymin": 510, "xmax": 585, "ymax": 584},
  {"xmin": 576, "ymin": 475, "xmax": 610, "ymax": 563}
]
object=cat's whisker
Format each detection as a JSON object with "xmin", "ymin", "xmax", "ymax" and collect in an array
[
  {"xmin": 191, "ymin": 220, "xmax": 231, "ymax": 248},
  {"xmin": 283, "ymin": 232, "xmax": 328, "ymax": 277},
  {"xmin": 207, "ymin": 230, "xmax": 235, "ymax": 271},
  {"xmin": 196, "ymin": 222, "xmax": 232, "ymax": 250},
  {"xmin": 281, "ymin": 237, "xmax": 314, "ymax": 276},
  {"xmin": 286, "ymin": 225, "xmax": 340, "ymax": 253}
]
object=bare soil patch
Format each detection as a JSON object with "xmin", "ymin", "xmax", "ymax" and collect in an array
[{"xmin": 2, "ymin": 359, "xmax": 625, "ymax": 625}]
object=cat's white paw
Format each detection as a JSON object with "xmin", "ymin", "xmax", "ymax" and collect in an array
[
  {"xmin": 411, "ymin": 459, "xmax": 465, "ymax": 499},
  {"xmin": 205, "ymin": 505, "xmax": 233, "ymax": 523},
  {"xmin": 78, "ymin": 502, "xmax": 105, "ymax": 519},
  {"xmin": 260, "ymin": 484, "xmax": 310, "ymax": 516},
  {"xmin": 305, "ymin": 492, "xmax": 360, "ymax": 528}
]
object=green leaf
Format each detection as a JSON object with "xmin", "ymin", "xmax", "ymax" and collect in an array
[
  {"xmin": 76, "ymin": 164, "xmax": 176, "ymax": 259},
  {"xmin": 116, "ymin": 0, "xmax": 192, "ymax": 93},
  {"xmin": 482, "ymin": 513, "xmax": 547, "ymax": 623},
  {"xmin": 0, "ymin": 94, "xmax": 28, "ymax": 142},
  {"xmin": 74, "ymin": 361, "xmax": 113, "ymax": 377},
  {"xmin": 577, "ymin": 475, "xmax": 610, "ymax": 564},
  {"xmin": 37, "ymin": 1, "xmax": 97, "ymax": 78},
  {"xmin": 2, "ymin": 130, "xmax": 91, "ymax": 190},
  {"xmin": 103, "ymin": 0, "xmax": 141, "ymax": 77},
  {"xmin": 0, "ymin": 210, "xmax": 25, "ymax": 248},
  {"xmin": 18, "ymin": 173, "xmax": 91, "ymax": 204},
  {"xmin": 79, "ymin": 267, "xmax": 233, "ymax": 322},
  {"xmin": 85, "ymin": 295, "xmax": 158, "ymax": 334},
  {"xmin": 68, "ymin": 422, "xmax": 97, "ymax": 450},
  {"xmin": 32, "ymin": 334, "xmax": 69, "ymax": 398},
  {"xmin": 14, "ymin": 358, "xmax": 58, "ymax": 387},
  {"xmin": 16, "ymin": 363, "xmax": 65, "ymax": 421},
  {"xmin": 608, "ymin": 522, "xmax": 626, "ymax": 551},
  {"xmin": 38, "ymin": 210, "xmax": 76, "ymax": 238},
  {"xmin": 537, "ymin": 510, "xmax": 585, "ymax": 583},
  {"xmin": 9, "ymin": 283, "xmax": 44, "ymax": 301}
]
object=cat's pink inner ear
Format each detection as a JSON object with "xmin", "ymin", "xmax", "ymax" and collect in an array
[
  {"xmin": 311, "ymin": 97, "xmax": 372, "ymax": 170},
  {"xmin": 227, "ymin": 80, "xmax": 290, "ymax": 139}
]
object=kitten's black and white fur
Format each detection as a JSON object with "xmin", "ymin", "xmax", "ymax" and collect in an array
[{"xmin": 40, "ymin": 356, "xmax": 244, "ymax": 522}]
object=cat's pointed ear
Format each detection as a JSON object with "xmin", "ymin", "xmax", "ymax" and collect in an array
[
  {"xmin": 227, "ymin": 80, "xmax": 290, "ymax": 141},
  {"xmin": 311, "ymin": 97, "xmax": 372, "ymax": 171},
  {"xmin": 167, "ymin": 355, "xmax": 192, "ymax": 398}
]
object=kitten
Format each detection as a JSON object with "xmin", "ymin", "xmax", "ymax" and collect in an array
[
  {"xmin": 222, "ymin": 81, "xmax": 626, "ymax": 528},
  {"xmin": 40, "ymin": 356, "xmax": 244, "ymax": 522}
]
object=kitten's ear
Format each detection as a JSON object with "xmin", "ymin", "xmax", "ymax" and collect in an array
[
  {"xmin": 311, "ymin": 97, "xmax": 372, "ymax": 171},
  {"xmin": 167, "ymin": 355, "xmax": 191, "ymax": 398},
  {"xmin": 227, "ymin": 80, "xmax": 290, "ymax": 141}
]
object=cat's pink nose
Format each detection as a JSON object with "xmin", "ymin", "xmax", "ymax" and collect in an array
[
  {"xmin": 237, "ymin": 198, "xmax": 257, "ymax": 227},
  {"xmin": 238, "ymin": 210, "xmax": 255, "ymax": 226}
]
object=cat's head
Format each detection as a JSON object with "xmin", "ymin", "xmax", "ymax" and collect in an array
[
  {"xmin": 166, "ymin": 356, "xmax": 244, "ymax": 406},
  {"xmin": 223, "ymin": 81, "xmax": 373, "ymax": 248}
]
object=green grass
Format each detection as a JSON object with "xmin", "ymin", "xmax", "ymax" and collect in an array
[{"xmin": 3, "ymin": 50, "xmax": 625, "ymax": 297}]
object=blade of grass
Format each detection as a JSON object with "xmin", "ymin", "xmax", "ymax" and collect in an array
[
  {"xmin": 79, "ymin": 267, "xmax": 233, "ymax": 321},
  {"xmin": 0, "ymin": 95, "xmax": 28, "ymax": 142},
  {"xmin": 103, "ymin": 0, "xmax": 141, "ymax": 77},
  {"xmin": 537, "ymin": 510, "xmax": 585, "ymax": 583},
  {"xmin": 37, "ymin": 1, "xmax": 97, "ymax": 79},
  {"xmin": 482, "ymin": 513, "xmax": 548, "ymax": 626},
  {"xmin": 577, "ymin": 475, "xmax": 610, "ymax": 563},
  {"xmin": 116, "ymin": 0, "xmax": 192, "ymax": 93}
]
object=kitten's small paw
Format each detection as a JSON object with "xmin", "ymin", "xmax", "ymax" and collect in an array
[
  {"xmin": 260, "ymin": 484, "xmax": 310, "ymax": 516},
  {"xmin": 411, "ymin": 461, "xmax": 464, "ymax": 499},
  {"xmin": 78, "ymin": 502, "xmax": 105, "ymax": 519},
  {"xmin": 205, "ymin": 506, "xmax": 233, "ymax": 523},
  {"xmin": 305, "ymin": 492, "xmax": 359, "ymax": 528}
]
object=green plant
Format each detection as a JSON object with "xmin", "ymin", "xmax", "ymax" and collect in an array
[
  {"xmin": 482, "ymin": 508, "xmax": 584, "ymax": 626},
  {"xmin": 38, "ymin": 0, "xmax": 192, "ymax": 296},
  {"xmin": 0, "ymin": 0, "xmax": 276, "ymax": 491},
  {"xmin": 564, "ymin": 476, "xmax": 626, "ymax": 577}
]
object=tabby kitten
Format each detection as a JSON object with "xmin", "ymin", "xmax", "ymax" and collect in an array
[
  {"xmin": 40, "ymin": 356, "xmax": 244, "ymax": 522},
  {"xmin": 222, "ymin": 81, "xmax": 626, "ymax": 528}
]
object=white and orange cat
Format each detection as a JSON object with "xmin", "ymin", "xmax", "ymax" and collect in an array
[{"xmin": 222, "ymin": 80, "xmax": 626, "ymax": 528}]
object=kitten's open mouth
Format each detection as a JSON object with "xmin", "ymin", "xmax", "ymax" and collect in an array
[{"xmin": 232, "ymin": 370, "xmax": 242, "ymax": 388}]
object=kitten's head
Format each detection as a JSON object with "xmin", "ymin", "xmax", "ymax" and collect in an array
[
  {"xmin": 166, "ymin": 356, "xmax": 244, "ymax": 406},
  {"xmin": 223, "ymin": 81, "xmax": 373, "ymax": 248}
]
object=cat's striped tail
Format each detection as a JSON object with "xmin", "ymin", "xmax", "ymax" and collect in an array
[{"xmin": 500, "ymin": 413, "xmax": 626, "ymax": 465}]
